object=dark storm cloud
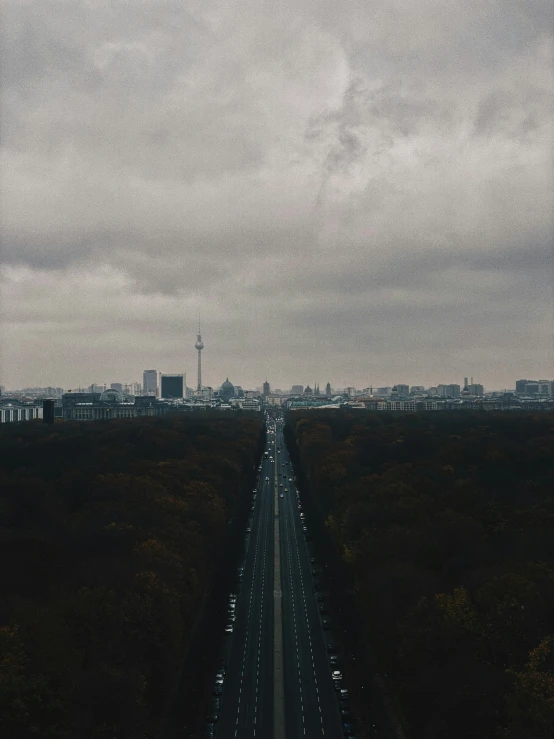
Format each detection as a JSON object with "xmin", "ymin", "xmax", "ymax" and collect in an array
[{"xmin": 1, "ymin": 0, "xmax": 552, "ymax": 389}]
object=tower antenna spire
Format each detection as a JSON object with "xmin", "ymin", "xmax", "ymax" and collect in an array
[{"xmin": 195, "ymin": 318, "xmax": 204, "ymax": 393}]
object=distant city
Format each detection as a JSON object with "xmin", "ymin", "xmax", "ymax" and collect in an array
[{"xmin": 1, "ymin": 329, "xmax": 552, "ymax": 423}]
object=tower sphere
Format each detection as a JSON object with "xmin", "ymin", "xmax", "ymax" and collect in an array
[{"xmin": 195, "ymin": 338, "xmax": 204, "ymax": 350}]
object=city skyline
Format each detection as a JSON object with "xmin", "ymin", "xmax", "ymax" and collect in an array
[{"xmin": 1, "ymin": 1, "xmax": 552, "ymax": 390}]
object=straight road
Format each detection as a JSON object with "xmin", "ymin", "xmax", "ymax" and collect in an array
[
  {"xmin": 213, "ymin": 417, "xmax": 344, "ymax": 739},
  {"xmin": 276, "ymin": 422, "xmax": 344, "ymax": 738},
  {"xmin": 216, "ymin": 452, "xmax": 274, "ymax": 738}
]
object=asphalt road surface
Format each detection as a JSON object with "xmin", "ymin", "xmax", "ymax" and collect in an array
[{"xmin": 214, "ymin": 417, "xmax": 344, "ymax": 739}]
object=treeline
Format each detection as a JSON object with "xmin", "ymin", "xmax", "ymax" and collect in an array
[
  {"xmin": 286, "ymin": 411, "xmax": 554, "ymax": 739},
  {"xmin": 0, "ymin": 414, "xmax": 262, "ymax": 738}
]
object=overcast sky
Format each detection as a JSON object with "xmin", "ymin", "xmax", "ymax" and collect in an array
[{"xmin": 1, "ymin": 0, "xmax": 552, "ymax": 392}]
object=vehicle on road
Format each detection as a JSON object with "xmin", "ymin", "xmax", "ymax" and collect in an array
[
  {"xmin": 280, "ymin": 494, "xmax": 284, "ymax": 498},
  {"xmin": 246, "ymin": 526, "xmax": 251, "ymax": 532},
  {"xmin": 225, "ymin": 623, "xmax": 234, "ymax": 633},
  {"xmin": 333, "ymin": 679, "xmax": 342, "ymax": 691},
  {"xmin": 322, "ymin": 618, "xmax": 330, "ymax": 628},
  {"xmin": 332, "ymin": 669, "xmax": 343, "ymax": 680},
  {"xmin": 265, "ymin": 476, "xmax": 269, "ymax": 481}
]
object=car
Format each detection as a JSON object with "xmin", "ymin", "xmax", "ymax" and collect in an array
[
  {"xmin": 225, "ymin": 623, "xmax": 234, "ymax": 633},
  {"xmin": 229, "ymin": 594, "xmax": 237, "ymax": 602},
  {"xmin": 214, "ymin": 672, "xmax": 225, "ymax": 684},
  {"xmin": 322, "ymin": 618, "xmax": 330, "ymax": 629},
  {"xmin": 265, "ymin": 476, "xmax": 269, "ymax": 481},
  {"xmin": 300, "ymin": 513, "xmax": 305, "ymax": 519},
  {"xmin": 253, "ymin": 488, "xmax": 257, "ymax": 493},
  {"xmin": 212, "ymin": 683, "xmax": 223, "ymax": 695},
  {"xmin": 277, "ymin": 450, "xmax": 281, "ymax": 454},
  {"xmin": 340, "ymin": 689, "xmax": 349, "ymax": 700},
  {"xmin": 205, "ymin": 723, "xmax": 216, "ymax": 737},
  {"xmin": 329, "ymin": 655, "xmax": 339, "ymax": 666},
  {"xmin": 227, "ymin": 613, "xmax": 236, "ymax": 622},
  {"xmin": 333, "ymin": 679, "xmax": 342, "ymax": 691},
  {"xmin": 206, "ymin": 710, "xmax": 219, "ymax": 723},
  {"xmin": 246, "ymin": 527, "xmax": 251, "ymax": 532},
  {"xmin": 250, "ymin": 505, "xmax": 255, "ymax": 511},
  {"xmin": 341, "ymin": 709, "xmax": 352, "ymax": 720},
  {"xmin": 284, "ymin": 488, "xmax": 288, "ymax": 492},
  {"xmin": 316, "ymin": 593, "xmax": 325, "ymax": 602},
  {"xmin": 280, "ymin": 494, "xmax": 284, "ymax": 498},
  {"xmin": 279, "ymin": 483, "xmax": 284, "ymax": 487},
  {"xmin": 303, "ymin": 526, "xmax": 308, "ymax": 533},
  {"xmin": 343, "ymin": 723, "xmax": 355, "ymax": 736},
  {"xmin": 289, "ymin": 477, "xmax": 293, "ymax": 482},
  {"xmin": 310, "ymin": 557, "xmax": 316, "ymax": 563},
  {"xmin": 327, "ymin": 644, "xmax": 336, "ymax": 654},
  {"xmin": 319, "ymin": 606, "xmax": 328, "ymax": 614},
  {"xmin": 332, "ymin": 669, "xmax": 343, "ymax": 680}
]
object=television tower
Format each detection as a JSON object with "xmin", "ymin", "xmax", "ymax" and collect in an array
[{"xmin": 195, "ymin": 320, "xmax": 204, "ymax": 392}]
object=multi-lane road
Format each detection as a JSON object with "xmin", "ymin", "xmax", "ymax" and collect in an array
[{"xmin": 213, "ymin": 417, "xmax": 347, "ymax": 739}]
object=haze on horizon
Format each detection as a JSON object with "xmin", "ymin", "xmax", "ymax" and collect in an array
[{"xmin": 1, "ymin": 0, "xmax": 552, "ymax": 392}]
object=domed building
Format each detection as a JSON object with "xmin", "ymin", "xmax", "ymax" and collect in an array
[
  {"xmin": 219, "ymin": 378, "xmax": 235, "ymax": 402},
  {"xmin": 100, "ymin": 388, "xmax": 123, "ymax": 403}
]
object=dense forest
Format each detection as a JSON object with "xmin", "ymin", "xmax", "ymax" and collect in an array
[
  {"xmin": 0, "ymin": 414, "xmax": 263, "ymax": 739},
  {"xmin": 285, "ymin": 411, "xmax": 554, "ymax": 739}
]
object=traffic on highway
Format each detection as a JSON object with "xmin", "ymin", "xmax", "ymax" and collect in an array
[{"xmin": 205, "ymin": 415, "xmax": 355, "ymax": 738}]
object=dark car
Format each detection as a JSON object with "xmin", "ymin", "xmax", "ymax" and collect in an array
[
  {"xmin": 205, "ymin": 723, "xmax": 216, "ymax": 737},
  {"xmin": 343, "ymin": 723, "xmax": 355, "ymax": 736},
  {"xmin": 212, "ymin": 683, "xmax": 223, "ymax": 695},
  {"xmin": 316, "ymin": 593, "xmax": 325, "ymax": 602},
  {"xmin": 319, "ymin": 605, "xmax": 328, "ymax": 614},
  {"xmin": 329, "ymin": 655, "xmax": 339, "ymax": 666},
  {"xmin": 310, "ymin": 557, "xmax": 316, "ymax": 563},
  {"xmin": 327, "ymin": 644, "xmax": 336, "ymax": 653},
  {"xmin": 341, "ymin": 709, "xmax": 352, "ymax": 720},
  {"xmin": 333, "ymin": 679, "xmax": 342, "ymax": 691}
]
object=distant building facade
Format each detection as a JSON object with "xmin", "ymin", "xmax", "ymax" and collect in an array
[
  {"xmin": 143, "ymin": 369, "xmax": 157, "ymax": 396},
  {"xmin": 0, "ymin": 400, "xmax": 42, "ymax": 423},
  {"xmin": 160, "ymin": 374, "xmax": 184, "ymax": 399}
]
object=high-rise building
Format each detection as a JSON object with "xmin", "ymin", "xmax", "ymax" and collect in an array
[
  {"xmin": 437, "ymin": 384, "xmax": 461, "ymax": 398},
  {"xmin": 291, "ymin": 385, "xmax": 304, "ymax": 395},
  {"xmin": 110, "ymin": 383, "xmax": 123, "ymax": 393},
  {"xmin": 160, "ymin": 374, "xmax": 184, "ymax": 399},
  {"xmin": 468, "ymin": 384, "xmax": 484, "ymax": 396},
  {"xmin": 515, "ymin": 379, "xmax": 529, "ymax": 395},
  {"xmin": 394, "ymin": 384, "xmax": 410, "ymax": 396},
  {"xmin": 195, "ymin": 322, "xmax": 204, "ymax": 392},
  {"xmin": 325, "ymin": 382, "xmax": 331, "ymax": 397},
  {"xmin": 263, "ymin": 380, "xmax": 270, "ymax": 396},
  {"xmin": 143, "ymin": 370, "xmax": 157, "ymax": 396}
]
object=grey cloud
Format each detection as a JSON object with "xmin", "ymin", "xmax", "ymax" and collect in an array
[{"xmin": 1, "ymin": 0, "xmax": 552, "ymax": 389}]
